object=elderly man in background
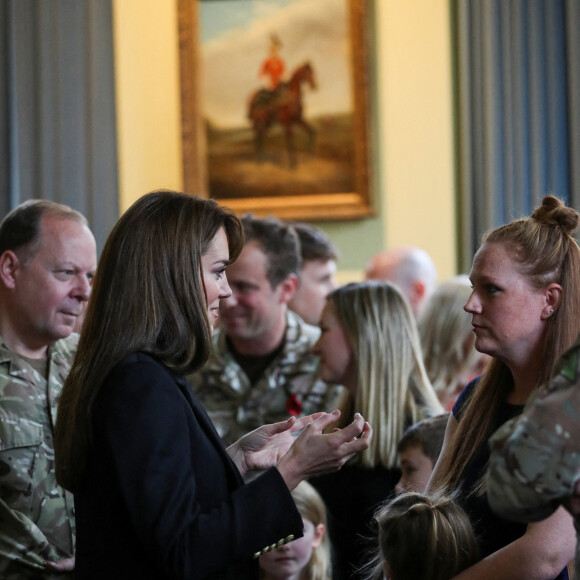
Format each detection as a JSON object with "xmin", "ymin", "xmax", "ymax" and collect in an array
[
  {"xmin": 190, "ymin": 214, "xmax": 336, "ymax": 446},
  {"xmin": 288, "ymin": 221, "xmax": 338, "ymax": 326},
  {"xmin": 0, "ymin": 200, "xmax": 97, "ymax": 578},
  {"xmin": 364, "ymin": 246, "xmax": 437, "ymax": 318}
]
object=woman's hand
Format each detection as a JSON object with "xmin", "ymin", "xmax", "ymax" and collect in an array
[
  {"xmin": 275, "ymin": 411, "xmax": 372, "ymax": 490},
  {"xmin": 227, "ymin": 412, "xmax": 326, "ymax": 476}
]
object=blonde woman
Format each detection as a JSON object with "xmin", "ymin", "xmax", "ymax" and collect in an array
[
  {"xmin": 260, "ymin": 481, "xmax": 331, "ymax": 580},
  {"xmin": 419, "ymin": 275, "xmax": 489, "ymax": 409},
  {"xmin": 310, "ymin": 281, "xmax": 443, "ymax": 580},
  {"xmin": 428, "ymin": 196, "xmax": 580, "ymax": 580}
]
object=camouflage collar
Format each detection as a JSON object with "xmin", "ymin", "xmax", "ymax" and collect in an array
[
  {"xmin": 210, "ymin": 310, "xmax": 320, "ymax": 371},
  {"xmin": 0, "ymin": 333, "xmax": 79, "ymax": 368}
]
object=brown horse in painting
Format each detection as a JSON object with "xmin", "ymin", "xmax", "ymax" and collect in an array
[{"xmin": 248, "ymin": 62, "xmax": 317, "ymax": 168}]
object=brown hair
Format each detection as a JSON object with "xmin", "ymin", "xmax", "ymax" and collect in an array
[
  {"xmin": 431, "ymin": 195, "xmax": 580, "ymax": 493},
  {"xmin": 242, "ymin": 214, "xmax": 301, "ymax": 288},
  {"xmin": 54, "ymin": 190, "xmax": 243, "ymax": 492},
  {"xmin": 288, "ymin": 221, "xmax": 339, "ymax": 263},
  {"xmin": 397, "ymin": 413, "xmax": 450, "ymax": 464},
  {"xmin": 370, "ymin": 492, "xmax": 479, "ymax": 580}
]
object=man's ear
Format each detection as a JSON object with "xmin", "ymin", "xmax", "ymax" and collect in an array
[
  {"xmin": 410, "ymin": 280, "xmax": 426, "ymax": 307},
  {"xmin": 0, "ymin": 251, "xmax": 21, "ymax": 289},
  {"xmin": 278, "ymin": 273, "xmax": 299, "ymax": 305}
]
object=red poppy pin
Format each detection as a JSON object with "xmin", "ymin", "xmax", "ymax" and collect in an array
[{"xmin": 285, "ymin": 393, "xmax": 302, "ymax": 416}]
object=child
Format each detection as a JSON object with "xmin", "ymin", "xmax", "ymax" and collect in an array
[
  {"xmin": 395, "ymin": 413, "xmax": 449, "ymax": 493},
  {"xmin": 371, "ymin": 492, "xmax": 479, "ymax": 580},
  {"xmin": 260, "ymin": 481, "xmax": 331, "ymax": 580}
]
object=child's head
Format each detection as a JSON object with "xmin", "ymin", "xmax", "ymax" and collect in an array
[
  {"xmin": 395, "ymin": 413, "xmax": 449, "ymax": 493},
  {"xmin": 374, "ymin": 492, "xmax": 479, "ymax": 580},
  {"xmin": 260, "ymin": 481, "xmax": 331, "ymax": 580}
]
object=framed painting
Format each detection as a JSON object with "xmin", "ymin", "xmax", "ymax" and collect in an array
[{"xmin": 178, "ymin": 0, "xmax": 373, "ymax": 221}]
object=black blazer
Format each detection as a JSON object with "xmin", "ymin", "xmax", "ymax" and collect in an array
[{"xmin": 74, "ymin": 352, "xmax": 302, "ymax": 580}]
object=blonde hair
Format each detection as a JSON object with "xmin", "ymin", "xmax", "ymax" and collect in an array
[
  {"xmin": 431, "ymin": 195, "xmax": 580, "ymax": 494},
  {"xmin": 292, "ymin": 481, "xmax": 332, "ymax": 580},
  {"xmin": 419, "ymin": 275, "xmax": 484, "ymax": 405},
  {"xmin": 329, "ymin": 281, "xmax": 443, "ymax": 468},
  {"xmin": 369, "ymin": 492, "xmax": 479, "ymax": 580},
  {"xmin": 260, "ymin": 481, "xmax": 330, "ymax": 580}
]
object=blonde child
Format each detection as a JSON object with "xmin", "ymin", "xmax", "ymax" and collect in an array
[
  {"xmin": 260, "ymin": 481, "xmax": 331, "ymax": 580},
  {"xmin": 370, "ymin": 492, "xmax": 479, "ymax": 580}
]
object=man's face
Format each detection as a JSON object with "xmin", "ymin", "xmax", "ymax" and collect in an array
[
  {"xmin": 289, "ymin": 259, "xmax": 337, "ymax": 325},
  {"xmin": 9, "ymin": 216, "xmax": 97, "ymax": 354},
  {"xmin": 220, "ymin": 240, "xmax": 288, "ymax": 347}
]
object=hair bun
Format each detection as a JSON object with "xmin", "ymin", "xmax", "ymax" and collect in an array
[{"xmin": 531, "ymin": 195, "xmax": 579, "ymax": 235}]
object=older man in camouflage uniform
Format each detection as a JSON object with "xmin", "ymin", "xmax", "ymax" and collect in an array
[
  {"xmin": 487, "ymin": 335, "xmax": 580, "ymax": 579},
  {"xmin": 190, "ymin": 214, "xmax": 337, "ymax": 446},
  {"xmin": 0, "ymin": 200, "xmax": 96, "ymax": 578}
]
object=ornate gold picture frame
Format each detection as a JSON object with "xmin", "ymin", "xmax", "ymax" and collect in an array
[{"xmin": 178, "ymin": 0, "xmax": 373, "ymax": 221}]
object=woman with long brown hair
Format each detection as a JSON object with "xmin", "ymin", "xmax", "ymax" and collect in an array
[
  {"xmin": 54, "ymin": 190, "xmax": 371, "ymax": 579},
  {"xmin": 428, "ymin": 196, "xmax": 580, "ymax": 579}
]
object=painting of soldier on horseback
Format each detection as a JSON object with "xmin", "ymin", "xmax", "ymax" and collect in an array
[
  {"xmin": 249, "ymin": 57, "xmax": 317, "ymax": 168},
  {"xmin": 180, "ymin": 0, "xmax": 372, "ymax": 220}
]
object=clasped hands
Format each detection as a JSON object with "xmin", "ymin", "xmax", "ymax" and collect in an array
[{"xmin": 227, "ymin": 410, "xmax": 372, "ymax": 489}]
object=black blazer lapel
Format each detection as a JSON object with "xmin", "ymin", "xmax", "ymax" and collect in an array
[{"xmin": 174, "ymin": 374, "xmax": 245, "ymax": 487}]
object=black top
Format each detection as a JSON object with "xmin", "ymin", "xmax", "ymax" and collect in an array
[
  {"xmin": 310, "ymin": 463, "xmax": 400, "ymax": 580},
  {"xmin": 453, "ymin": 379, "xmax": 568, "ymax": 580},
  {"xmin": 74, "ymin": 352, "xmax": 303, "ymax": 580}
]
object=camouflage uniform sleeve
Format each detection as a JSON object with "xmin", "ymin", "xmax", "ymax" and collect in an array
[
  {"xmin": 0, "ymin": 337, "xmax": 76, "ymax": 578},
  {"xmin": 0, "ymin": 497, "xmax": 52, "ymax": 572},
  {"xmin": 487, "ymin": 341, "xmax": 580, "ymax": 523}
]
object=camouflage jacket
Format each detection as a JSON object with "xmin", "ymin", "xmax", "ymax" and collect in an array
[
  {"xmin": 189, "ymin": 311, "xmax": 337, "ymax": 446},
  {"xmin": 0, "ymin": 335, "xmax": 77, "ymax": 579},
  {"xmin": 487, "ymin": 336, "xmax": 580, "ymax": 580}
]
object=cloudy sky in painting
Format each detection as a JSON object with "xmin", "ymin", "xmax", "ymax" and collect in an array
[{"xmin": 200, "ymin": 0, "xmax": 353, "ymax": 129}]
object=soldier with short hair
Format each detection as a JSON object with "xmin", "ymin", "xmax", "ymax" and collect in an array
[
  {"xmin": 0, "ymin": 200, "xmax": 97, "ymax": 578},
  {"xmin": 288, "ymin": 221, "xmax": 338, "ymax": 326},
  {"xmin": 189, "ymin": 214, "xmax": 335, "ymax": 446}
]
